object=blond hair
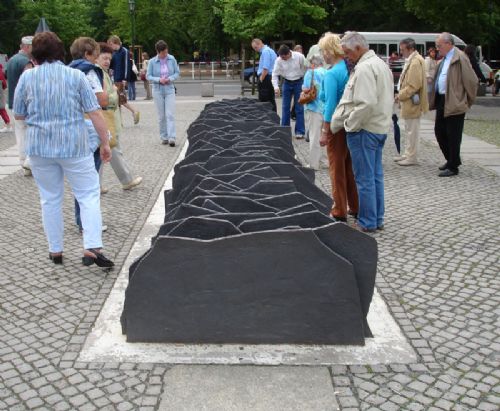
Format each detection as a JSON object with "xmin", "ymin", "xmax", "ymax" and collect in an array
[
  {"xmin": 107, "ymin": 35, "xmax": 121, "ymax": 45},
  {"xmin": 318, "ymin": 33, "xmax": 344, "ymax": 58}
]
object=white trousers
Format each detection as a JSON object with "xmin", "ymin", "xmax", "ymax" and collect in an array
[
  {"xmin": 306, "ymin": 110, "xmax": 326, "ymax": 170},
  {"xmin": 402, "ymin": 117, "xmax": 421, "ymax": 162},
  {"xmin": 13, "ymin": 117, "xmax": 30, "ymax": 169},
  {"xmin": 30, "ymin": 155, "xmax": 103, "ymax": 252}
]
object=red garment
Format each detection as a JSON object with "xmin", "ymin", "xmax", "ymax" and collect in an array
[{"xmin": 0, "ymin": 66, "xmax": 6, "ymax": 89}]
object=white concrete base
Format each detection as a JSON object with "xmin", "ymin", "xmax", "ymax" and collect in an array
[{"xmin": 79, "ymin": 134, "xmax": 416, "ymax": 366}]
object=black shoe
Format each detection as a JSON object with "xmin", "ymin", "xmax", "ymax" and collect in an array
[
  {"xmin": 331, "ymin": 215, "xmax": 347, "ymax": 222},
  {"xmin": 438, "ymin": 163, "xmax": 448, "ymax": 171},
  {"xmin": 82, "ymin": 249, "xmax": 114, "ymax": 268},
  {"xmin": 438, "ymin": 169, "xmax": 458, "ymax": 177},
  {"xmin": 49, "ymin": 253, "xmax": 63, "ymax": 265}
]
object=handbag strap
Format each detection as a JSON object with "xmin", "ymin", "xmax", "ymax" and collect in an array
[{"xmin": 310, "ymin": 66, "xmax": 315, "ymax": 88}]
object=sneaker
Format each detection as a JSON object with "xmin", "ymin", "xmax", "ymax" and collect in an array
[
  {"xmin": 122, "ymin": 176, "xmax": 143, "ymax": 190},
  {"xmin": 22, "ymin": 167, "xmax": 32, "ymax": 177},
  {"xmin": 397, "ymin": 159, "xmax": 418, "ymax": 166},
  {"xmin": 169, "ymin": 139, "xmax": 176, "ymax": 147},
  {"xmin": 0, "ymin": 125, "xmax": 13, "ymax": 133},
  {"xmin": 133, "ymin": 111, "xmax": 140, "ymax": 125},
  {"xmin": 393, "ymin": 155, "xmax": 406, "ymax": 162},
  {"xmin": 295, "ymin": 134, "xmax": 304, "ymax": 140}
]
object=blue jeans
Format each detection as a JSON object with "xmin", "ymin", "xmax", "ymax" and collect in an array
[
  {"xmin": 128, "ymin": 81, "xmax": 136, "ymax": 100},
  {"xmin": 75, "ymin": 149, "xmax": 101, "ymax": 230},
  {"xmin": 281, "ymin": 79, "xmax": 305, "ymax": 135},
  {"xmin": 30, "ymin": 154, "xmax": 103, "ymax": 252},
  {"xmin": 153, "ymin": 87, "xmax": 176, "ymax": 141},
  {"xmin": 346, "ymin": 130, "xmax": 387, "ymax": 230}
]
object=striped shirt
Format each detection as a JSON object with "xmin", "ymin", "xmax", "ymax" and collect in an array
[{"xmin": 13, "ymin": 61, "xmax": 100, "ymax": 158}]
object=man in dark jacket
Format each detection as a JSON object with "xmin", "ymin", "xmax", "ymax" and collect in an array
[
  {"xmin": 430, "ymin": 32, "xmax": 478, "ymax": 177},
  {"xmin": 108, "ymin": 35, "xmax": 140, "ymax": 124}
]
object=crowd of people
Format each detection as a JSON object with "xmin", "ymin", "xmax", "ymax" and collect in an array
[
  {"xmin": 1, "ymin": 30, "xmax": 182, "ymax": 268},
  {"xmin": 0, "ymin": 29, "xmax": 483, "ymax": 263},
  {"xmin": 253, "ymin": 31, "xmax": 479, "ymax": 232}
]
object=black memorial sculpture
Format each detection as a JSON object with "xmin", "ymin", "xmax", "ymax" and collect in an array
[{"xmin": 121, "ymin": 98, "xmax": 377, "ymax": 345}]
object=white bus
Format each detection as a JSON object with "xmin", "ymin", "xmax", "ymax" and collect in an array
[{"xmin": 359, "ymin": 32, "xmax": 470, "ymax": 61}]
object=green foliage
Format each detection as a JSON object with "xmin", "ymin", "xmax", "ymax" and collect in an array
[
  {"xmin": 18, "ymin": 0, "xmax": 95, "ymax": 46},
  {"xmin": 214, "ymin": 0, "xmax": 327, "ymax": 40},
  {"xmin": 405, "ymin": 0, "xmax": 500, "ymax": 46}
]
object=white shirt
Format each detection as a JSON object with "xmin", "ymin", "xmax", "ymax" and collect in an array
[
  {"xmin": 271, "ymin": 51, "xmax": 306, "ymax": 89},
  {"xmin": 437, "ymin": 48, "xmax": 455, "ymax": 94},
  {"xmin": 86, "ymin": 69, "xmax": 103, "ymax": 93}
]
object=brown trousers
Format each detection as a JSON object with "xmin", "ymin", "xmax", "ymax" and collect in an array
[{"xmin": 326, "ymin": 128, "xmax": 359, "ymax": 218}]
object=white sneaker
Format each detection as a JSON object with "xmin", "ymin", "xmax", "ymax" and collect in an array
[
  {"xmin": 0, "ymin": 125, "xmax": 13, "ymax": 133},
  {"xmin": 122, "ymin": 176, "xmax": 143, "ymax": 190},
  {"xmin": 393, "ymin": 155, "xmax": 406, "ymax": 162}
]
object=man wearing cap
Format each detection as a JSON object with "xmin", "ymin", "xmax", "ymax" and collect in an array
[
  {"xmin": 272, "ymin": 44, "xmax": 307, "ymax": 138},
  {"xmin": 6, "ymin": 36, "xmax": 33, "ymax": 175}
]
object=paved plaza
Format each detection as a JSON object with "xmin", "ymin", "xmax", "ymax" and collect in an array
[{"xmin": 0, "ymin": 86, "xmax": 499, "ymax": 410}]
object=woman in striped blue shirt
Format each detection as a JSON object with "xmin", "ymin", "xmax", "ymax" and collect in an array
[{"xmin": 13, "ymin": 32, "xmax": 114, "ymax": 268}]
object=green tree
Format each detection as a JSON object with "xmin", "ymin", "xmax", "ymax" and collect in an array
[
  {"xmin": 0, "ymin": 0, "xmax": 25, "ymax": 55},
  {"xmin": 405, "ymin": 0, "xmax": 500, "ymax": 48},
  {"xmin": 215, "ymin": 0, "xmax": 327, "ymax": 40},
  {"xmin": 18, "ymin": 0, "xmax": 95, "ymax": 48}
]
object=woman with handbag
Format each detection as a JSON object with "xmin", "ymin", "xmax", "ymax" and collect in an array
[
  {"xmin": 96, "ymin": 43, "xmax": 142, "ymax": 191},
  {"xmin": 318, "ymin": 33, "xmax": 358, "ymax": 222},
  {"xmin": 300, "ymin": 52, "xmax": 326, "ymax": 170}
]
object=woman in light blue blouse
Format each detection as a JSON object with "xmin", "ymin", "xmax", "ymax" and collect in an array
[
  {"xmin": 13, "ymin": 32, "xmax": 114, "ymax": 268},
  {"xmin": 302, "ymin": 51, "xmax": 327, "ymax": 170},
  {"xmin": 318, "ymin": 33, "xmax": 358, "ymax": 222},
  {"xmin": 146, "ymin": 40, "xmax": 180, "ymax": 146}
]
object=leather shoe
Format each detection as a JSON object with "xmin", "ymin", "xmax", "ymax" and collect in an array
[
  {"xmin": 438, "ymin": 163, "xmax": 448, "ymax": 171},
  {"xmin": 82, "ymin": 249, "xmax": 114, "ymax": 268},
  {"xmin": 49, "ymin": 252, "xmax": 63, "ymax": 265},
  {"xmin": 438, "ymin": 169, "xmax": 458, "ymax": 177}
]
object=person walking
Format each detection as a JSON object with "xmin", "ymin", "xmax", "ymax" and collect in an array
[
  {"xmin": 331, "ymin": 31, "xmax": 394, "ymax": 232},
  {"xmin": 6, "ymin": 36, "xmax": 33, "ymax": 175},
  {"xmin": 318, "ymin": 33, "xmax": 358, "ymax": 223},
  {"xmin": 146, "ymin": 40, "xmax": 180, "ymax": 146},
  {"xmin": 394, "ymin": 38, "xmax": 428, "ymax": 166},
  {"xmin": 272, "ymin": 45, "xmax": 307, "ymax": 139},
  {"xmin": 251, "ymin": 38, "xmax": 277, "ymax": 112},
  {"xmin": 13, "ymin": 31, "xmax": 114, "ymax": 267},
  {"xmin": 430, "ymin": 32, "xmax": 478, "ymax": 177},
  {"xmin": 127, "ymin": 50, "xmax": 138, "ymax": 101},
  {"xmin": 96, "ymin": 42, "xmax": 143, "ymax": 191},
  {"xmin": 0, "ymin": 64, "xmax": 12, "ymax": 133},
  {"xmin": 107, "ymin": 35, "xmax": 140, "ymax": 124},
  {"xmin": 141, "ymin": 51, "xmax": 152, "ymax": 100}
]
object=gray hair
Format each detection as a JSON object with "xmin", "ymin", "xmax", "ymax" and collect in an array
[
  {"xmin": 400, "ymin": 37, "xmax": 416, "ymax": 50},
  {"xmin": 308, "ymin": 52, "xmax": 324, "ymax": 67},
  {"xmin": 341, "ymin": 31, "xmax": 368, "ymax": 50},
  {"xmin": 438, "ymin": 32, "xmax": 455, "ymax": 45}
]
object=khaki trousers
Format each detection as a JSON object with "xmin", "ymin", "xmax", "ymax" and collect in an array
[
  {"xmin": 402, "ymin": 117, "xmax": 421, "ymax": 162},
  {"xmin": 326, "ymin": 128, "xmax": 359, "ymax": 218}
]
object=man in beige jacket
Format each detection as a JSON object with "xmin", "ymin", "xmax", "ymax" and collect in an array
[
  {"xmin": 331, "ymin": 31, "xmax": 393, "ymax": 232},
  {"xmin": 394, "ymin": 38, "xmax": 428, "ymax": 166},
  {"xmin": 430, "ymin": 32, "xmax": 478, "ymax": 177}
]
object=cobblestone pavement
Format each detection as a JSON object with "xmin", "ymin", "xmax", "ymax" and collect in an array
[{"xmin": 0, "ymin": 97, "xmax": 499, "ymax": 410}]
